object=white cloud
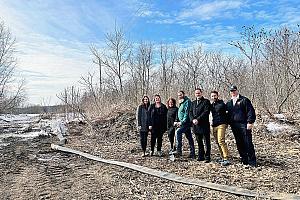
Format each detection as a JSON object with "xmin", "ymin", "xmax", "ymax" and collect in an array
[{"xmin": 178, "ymin": 0, "xmax": 243, "ymax": 20}]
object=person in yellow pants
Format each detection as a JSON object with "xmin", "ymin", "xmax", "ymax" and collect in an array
[{"xmin": 210, "ymin": 91, "xmax": 230, "ymax": 166}]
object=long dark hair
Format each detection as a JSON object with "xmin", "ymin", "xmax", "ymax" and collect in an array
[
  {"xmin": 166, "ymin": 97, "xmax": 176, "ymax": 108},
  {"xmin": 141, "ymin": 95, "xmax": 150, "ymax": 108}
]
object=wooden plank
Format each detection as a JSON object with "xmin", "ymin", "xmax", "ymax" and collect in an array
[{"xmin": 51, "ymin": 144, "xmax": 300, "ymax": 199}]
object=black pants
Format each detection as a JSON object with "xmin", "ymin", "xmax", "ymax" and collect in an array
[
  {"xmin": 194, "ymin": 126, "xmax": 211, "ymax": 160},
  {"xmin": 168, "ymin": 127, "xmax": 176, "ymax": 150},
  {"xmin": 231, "ymin": 123, "xmax": 257, "ymax": 165},
  {"xmin": 151, "ymin": 130, "xmax": 164, "ymax": 152},
  {"xmin": 140, "ymin": 131, "xmax": 148, "ymax": 152}
]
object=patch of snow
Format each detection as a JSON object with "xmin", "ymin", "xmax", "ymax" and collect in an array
[
  {"xmin": 273, "ymin": 114, "xmax": 286, "ymax": 120},
  {"xmin": 0, "ymin": 130, "xmax": 48, "ymax": 139},
  {"xmin": 266, "ymin": 122, "xmax": 291, "ymax": 133},
  {"xmin": 0, "ymin": 139, "xmax": 10, "ymax": 147}
]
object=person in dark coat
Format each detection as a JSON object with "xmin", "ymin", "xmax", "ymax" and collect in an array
[
  {"xmin": 166, "ymin": 97, "xmax": 178, "ymax": 154},
  {"xmin": 190, "ymin": 88, "xmax": 211, "ymax": 162},
  {"xmin": 226, "ymin": 85, "xmax": 257, "ymax": 167},
  {"xmin": 136, "ymin": 96, "xmax": 150, "ymax": 157},
  {"xmin": 148, "ymin": 94, "xmax": 168, "ymax": 157},
  {"xmin": 211, "ymin": 91, "xmax": 230, "ymax": 166}
]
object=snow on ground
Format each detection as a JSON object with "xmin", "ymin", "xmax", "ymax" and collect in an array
[{"xmin": 266, "ymin": 122, "xmax": 295, "ymax": 133}]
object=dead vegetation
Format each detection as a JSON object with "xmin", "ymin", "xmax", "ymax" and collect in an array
[{"xmin": 1, "ymin": 111, "xmax": 300, "ymax": 199}]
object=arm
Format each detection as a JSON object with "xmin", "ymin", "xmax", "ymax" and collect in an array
[
  {"xmin": 136, "ymin": 106, "xmax": 141, "ymax": 127},
  {"xmin": 181, "ymin": 100, "xmax": 191, "ymax": 124},
  {"xmin": 245, "ymin": 98, "xmax": 256, "ymax": 124}
]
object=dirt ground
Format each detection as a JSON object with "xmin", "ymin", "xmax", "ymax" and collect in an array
[{"xmin": 1, "ymin": 111, "xmax": 300, "ymax": 199}]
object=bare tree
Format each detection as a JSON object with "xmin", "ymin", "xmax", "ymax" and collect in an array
[
  {"xmin": 159, "ymin": 44, "xmax": 177, "ymax": 99},
  {"xmin": 177, "ymin": 45, "xmax": 207, "ymax": 94},
  {"xmin": 100, "ymin": 25, "xmax": 131, "ymax": 95},
  {"xmin": 0, "ymin": 20, "xmax": 26, "ymax": 113}
]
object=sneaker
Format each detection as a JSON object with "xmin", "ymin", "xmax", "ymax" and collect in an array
[
  {"xmin": 157, "ymin": 151, "xmax": 162, "ymax": 157},
  {"xmin": 169, "ymin": 154, "xmax": 175, "ymax": 162},
  {"xmin": 142, "ymin": 152, "xmax": 149, "ymax": 157},
  {"xmin": 205, "ymin": 158, "xmax": 211, "ymax": 163},
  {"xmin": 221, "ymin": 160, "xmax": 230, "ymax": 166},
  {"xmin": 150, "ymin": 151, "xmax": 154, "ymax": 156}
]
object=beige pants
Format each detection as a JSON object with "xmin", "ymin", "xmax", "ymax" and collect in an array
[{"xmin": 213, "ymin": 124, "xmax": 229, "ymax": 160}]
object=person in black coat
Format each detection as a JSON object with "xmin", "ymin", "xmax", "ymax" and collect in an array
[
  {"xmin": 166, "ymin": 97, "xmax": 178, "ymax": 154},
  {"xmin": 211, "ymin": 91, "xmax": 230, "ymax": 166},
  {"xmin": 190, "ymin": 88, "xmax": 211, "ymax": 162},
  {"xmin": 148, "ymin": 94, "xmax": 168, "ymax": 157},
  {"xmin": 226, "ymin": 85, "xmax": 257, "ymax": 167},
  {"xmin": 136, "ymin": 96, "xmax": 150, "ymax": 157}
]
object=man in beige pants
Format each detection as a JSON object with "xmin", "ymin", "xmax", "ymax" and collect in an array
[{"xmin": 210, "ymin": 91, "xmax": 230, "ymax": 166}]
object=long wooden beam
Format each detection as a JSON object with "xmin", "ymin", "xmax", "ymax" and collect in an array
[{"xmin": 51, "ymin": 144, "xmax": 300, "ymax": 199}]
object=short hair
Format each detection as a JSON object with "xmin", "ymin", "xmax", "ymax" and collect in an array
[
  {"xmin": 178, "ymin": 90, "xmax": 185, "ymax": 95},
  {"xmin": 211, "ymin": 90, "xmax": 218, "ymax": 95},
  {"xmin": 154, "ymin": 94, "xmax": 161, "ymax": 98},
  {"xmin": 195, "ymin": 88, "xmax": 202, "ymax": 92},
  {"xmin": 166, "ymin": 98, "xmax": 176, "ymax": 108}
]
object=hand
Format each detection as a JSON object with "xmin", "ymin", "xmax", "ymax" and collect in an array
[
  {"xmin": 149, "ymin": 126, "xmax": 152, "ymax": 130},
  {"xmin": 192, "ymin": 119, "xmax": 198, "ymax": 125},
  {"xmin": 247, "ymin": 123, "xmax": 253, "ymax": 130}
]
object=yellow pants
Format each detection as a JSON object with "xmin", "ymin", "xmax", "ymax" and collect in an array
[{"xmin": 213, "ymin": 124, "xmax": 229, "ymax": 160}]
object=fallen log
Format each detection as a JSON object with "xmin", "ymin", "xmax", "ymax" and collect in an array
[{"xmin": 51, "ymin": 144, "xmax": 300, "ymax": 199}]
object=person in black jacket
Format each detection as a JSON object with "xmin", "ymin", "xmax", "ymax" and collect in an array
[
  {"xmin": 190, "ymin": 88, "xmax": 211, "ymax": 162},
  {"xmin": 211, "ymin": 91, "xmax": 230, "ymax": 166},
  {"xmin": 136, "ymin": 96, "xmax": 150, "ymax": 157},
  {"xmin": 148, "ymin": 94, "xmax": 168, "ymax": 157},
  {"xmin": 166, "ymin": 97, "xmax": 178, "ymax": 154},
  {"xmin": 226, "ymin": 85, "xmax": 257, "ymax": 167}
]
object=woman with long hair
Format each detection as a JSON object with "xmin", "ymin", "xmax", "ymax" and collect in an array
[
  {"xmin": 166, "ymin": 97, "xmax": 178, "ymax": 154},
  {"xmin": 136, "ymin": 95, "xmax": 150, "ymax": 157},
  {"xmin": 148, "ymin": 94, "xmax": 168, "ymax": 157}
]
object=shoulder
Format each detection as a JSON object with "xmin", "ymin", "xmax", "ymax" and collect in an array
[{"xmin": 240, "ymin": 95, "xmax": 251, "ymax": 103}]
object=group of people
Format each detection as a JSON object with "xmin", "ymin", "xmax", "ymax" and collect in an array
[{"xmin": 136, "ymin": 85, "xmax": 257, "ymax": 167}]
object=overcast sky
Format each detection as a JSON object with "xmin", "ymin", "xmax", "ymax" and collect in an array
[{"xmin": 0, "ymin": 0, "xmax": 299, "ymax": 105}]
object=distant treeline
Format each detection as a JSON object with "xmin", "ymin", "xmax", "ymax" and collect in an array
[{"xmin": 13, "ymin": 105, "xmax": 66, "ymax": 114}]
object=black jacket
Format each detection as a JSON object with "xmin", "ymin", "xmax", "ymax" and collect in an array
[
  {"xmin": 136, "ymin": 104, "xmax": 150, "ymax": 132},
  {"xmin": 226, "ymin": 95, "xmax": 256, "ymax": 124},
  {"xmin": 167, "ymin": 107, "xmax": 178, "ymax": 129},
  {"xmin": 190, "ymin": 97, "xmax": 211, "ymax": 132},
  {"xmin": 148, "ymin": 103, "xmax": 168, "ymax": 132},
  {"xmin": 211, "ymin": 99, "xmax": 227, "ymax": 127}
]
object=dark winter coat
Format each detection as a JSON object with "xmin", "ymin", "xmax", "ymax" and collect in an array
[
  {"xmin": 148, "ymin": 103, "xmax": 168, "ymax": 132},
  {"xmin": 190, "ymin": 97, "xmax": 211, "ymax": 134},
  {"xmin": 226, "ymin": 95, "xmax": 256, "ymax": 124},
  {"xmin": 211, "ymin": 99, "xmax": 228, "ymax": 127},
  {"xmin": 167, "ymin": 107, "xmax": 178, "ymax": 129},
  {"xmin": 136, "ymin": 104, "xmax": 150, "ymax": 132}
]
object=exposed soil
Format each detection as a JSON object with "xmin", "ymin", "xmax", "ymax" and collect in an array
[{"xmin": 0, "ymin": 111, "xmax": 300, "ymax": 199}]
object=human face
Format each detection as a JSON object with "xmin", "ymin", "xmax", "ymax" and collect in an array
[
  {"xmin": 195, "ymin": 89, "xmax": 202, "ymax": 99},
  {"xmin": 230, "ymin": 90, "xmax": 238, "ymax": 97},
  {"xmin": 143, "ymin": 97, "xmax": 149, "ymax": 104},
  {"xmin": 177, "ymin": 92, "xmax": 184, "ymax": 100},
  {"xmin": 154, "ymin": 96, "xmax": 161, "ymax": 103},
  {"xmin": 211, "ymin": 93, "xmax": 218, "ymax": 102},
  {"xmin": 168, "ymin": 100, "xmax": 174, "ymax": 108}
]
